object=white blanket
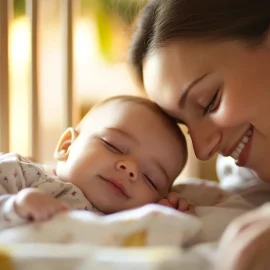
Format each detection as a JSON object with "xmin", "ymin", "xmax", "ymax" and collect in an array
[
  {"xmin": 0, "ymin": 204, "xmax": 217, "ymax": 270},
  {"xmin": 0, "ymin": 182, "xmax": 253, "ymax": 246},
  {"xmin": 0, "ymin": 204, "xmax": 202, "ymax": 247}
]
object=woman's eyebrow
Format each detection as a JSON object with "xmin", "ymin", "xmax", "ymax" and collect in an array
[{"xmin": 178, "ymin": 73, "xmax": 208, "ymax": 108}]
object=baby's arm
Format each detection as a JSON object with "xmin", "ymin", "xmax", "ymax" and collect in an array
[
  {"xmin": 14, "ymin": 188, "xmax": 68, "ymax": 221},
  {"xmin": 0, "ymin": 153, "xmax": 68, "ymax": 230},
  {"xmin": 0, "ymin": 192, "xmax": 26, "ymax": 230},
  {"xmin": 0, "ymin": 154, "xmax": 27, "ymax": 229},
  {"xmin": 0, "ymin": 188, "xmax": 69, "ymax": 230}
]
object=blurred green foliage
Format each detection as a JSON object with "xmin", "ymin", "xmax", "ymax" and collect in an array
[
  {"xmin": 81, "ymin": 0, "xmax": 146, "ymax": 60},
  {"xmin": 13, "ymin": 0, "xmax": 146, "ymax": 60},
  {"xmin": 14, "ymin": 0, "xmax": 26, "ymax": 18},
  {"xmin": 81, "ymin": 0, "xmax": 146, "ymax": 25}
]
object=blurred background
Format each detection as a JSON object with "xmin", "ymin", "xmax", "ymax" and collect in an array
[{"xmin": 0, "ymin": 0, "xmax": 217, "ymax": 181}]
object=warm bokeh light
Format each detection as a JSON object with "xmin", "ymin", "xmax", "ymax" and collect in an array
[{"xmin": 9, "ymin": 16, "xmax": 31, "ymax": 155}]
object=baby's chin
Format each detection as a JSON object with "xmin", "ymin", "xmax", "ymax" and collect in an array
[
  {"xmin": 87, "ymin": 197, "xmax": 126, "ymax": 214},
  {"xmin": 92, "ymin": 199, "xmax": 147, "ymax": 215}
]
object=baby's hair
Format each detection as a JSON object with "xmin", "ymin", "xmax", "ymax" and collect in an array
[{"xmin": 77, "ymin": 95, "xmax": 188, "ymax": 168}]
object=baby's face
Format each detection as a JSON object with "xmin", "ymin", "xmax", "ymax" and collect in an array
[{"xmin": 57, "ymin": 100, "xmax": 186, "ymax": 213}]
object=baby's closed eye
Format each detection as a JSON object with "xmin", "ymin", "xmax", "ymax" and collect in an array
[
  {"xmin": 143, "ymin": 174, "xmax": 157, "ymax": 190},
  {"xmin": 101, "ymin": 139, "xmax": 123, "ymax": 154}
]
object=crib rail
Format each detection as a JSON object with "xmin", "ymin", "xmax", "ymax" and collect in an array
[
  {"xmin": 0, "ymin": 0, "xmax": 75, "ymax": 160},
  {"xmin": 0, "ymin": 0, "xmax": 12, "ymax": 153}
]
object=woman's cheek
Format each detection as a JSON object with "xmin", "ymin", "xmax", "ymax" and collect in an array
[{"xmin": 214, "ymin": 97, "xmax": 251, "ymax": 128}]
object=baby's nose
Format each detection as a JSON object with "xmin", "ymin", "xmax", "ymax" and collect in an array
[{"xmin": 116, "ymin": 160, "xmax": 138, "ymax": 180}]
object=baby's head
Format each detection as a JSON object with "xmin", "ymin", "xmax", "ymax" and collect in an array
[{"xmin": 54, "ymin": 95, "xmax": 187, "ymax": 213}]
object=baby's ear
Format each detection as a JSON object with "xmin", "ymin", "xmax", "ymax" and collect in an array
[{"xmin": 54, "ymin": 127, "xmax": 79, "ymax": 161}]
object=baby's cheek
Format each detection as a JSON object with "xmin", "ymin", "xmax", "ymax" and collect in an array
[{"xmin": 134, "ymin": 188, "xmax": 159, "ymax": 206}]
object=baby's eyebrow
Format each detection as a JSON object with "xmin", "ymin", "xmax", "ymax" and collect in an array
[{"xmin": 106, "ymin": 127, "xmax": 138, "ymax": 143}]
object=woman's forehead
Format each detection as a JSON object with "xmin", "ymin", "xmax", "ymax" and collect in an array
[
  {"xmin": 143, "ymin": 39, "xmax": 245, "ymax": 101},
  {"xmin": 143, "ymin": 43, "xmax": 197, "ymax": 109}
]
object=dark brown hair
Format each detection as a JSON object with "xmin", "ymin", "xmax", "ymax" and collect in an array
[{"xmin": 128, "ymin": 0, "xmax": 270, "ymax": 85}]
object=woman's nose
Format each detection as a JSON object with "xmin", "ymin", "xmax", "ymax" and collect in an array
[
  {"xmin": 116, "ymin": 160, "xmax": 138, "ymax": 180},
  {"xmin": 189, "ymin": 124, "xmax": 221, "ymax": 161}
]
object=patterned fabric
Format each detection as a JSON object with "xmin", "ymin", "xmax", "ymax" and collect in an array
[{"xmin": 0, "ymin": 153, "xmax": 102, "ymax": 230}]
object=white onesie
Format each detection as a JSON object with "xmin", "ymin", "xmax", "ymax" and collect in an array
[{"xmin": 0, "ymin": 153, "xmax": 102, "ymax": 230}]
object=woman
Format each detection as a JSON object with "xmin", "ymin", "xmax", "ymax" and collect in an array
[{"xmin": 128, "ymin": 0, "xmax": 270, "ymax": 269}]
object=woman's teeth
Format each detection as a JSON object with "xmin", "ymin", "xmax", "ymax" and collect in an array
[{"xmin": 231, "ymin": 130, "xmax": 252, "ymax": 161}]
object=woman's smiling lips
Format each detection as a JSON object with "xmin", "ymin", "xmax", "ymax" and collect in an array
[{"xmin": 223, "ymin": 126, "xmax": 254, "ymax": 166}]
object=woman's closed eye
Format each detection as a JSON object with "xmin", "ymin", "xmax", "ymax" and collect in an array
[
  {"xmin": 102, "ymin": 139, "xmax": 123, "ymax": 154},
  {"xmin": 143, "ymin": 174, "xmax": 157, "ymax": 190},
  {"xmin": 203, "ymin": 89, "xmax": 220, "ymax": 115}
]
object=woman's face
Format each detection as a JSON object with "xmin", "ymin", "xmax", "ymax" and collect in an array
[{"xmin": 143, "ymin": 38, "xmax": 270, "ymax": 181}]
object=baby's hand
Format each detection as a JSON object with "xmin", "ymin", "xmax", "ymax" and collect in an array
[
  {"xmin": 158, "ymin": 192, "xmax": 195, "ymax": 213},
  {"xmin": 14, "ymin": 188, "xmax": 69, "ymax": 222}
]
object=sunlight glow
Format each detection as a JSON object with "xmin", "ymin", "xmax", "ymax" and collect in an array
[{"xmin": 9, "ymin": 16, "xmax": 31, "ymax": 155}]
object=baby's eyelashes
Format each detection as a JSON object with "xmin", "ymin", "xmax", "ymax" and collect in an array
[
  {"xmin": 101, "ymin": 139, "xmax": 123, "ymax": 154},
  {"xmin": 143, "ymin": 174, "xmax": 157, "ymax": 190}
]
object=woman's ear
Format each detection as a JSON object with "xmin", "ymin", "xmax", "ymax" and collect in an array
[{"xmin": 54, "ymin": 127, "xmax": 79, "ymax": 161}]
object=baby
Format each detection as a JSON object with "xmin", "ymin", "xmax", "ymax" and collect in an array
[{"xmin": 0, "ymin": 95, "xmax": 188, "ymax": 229}]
